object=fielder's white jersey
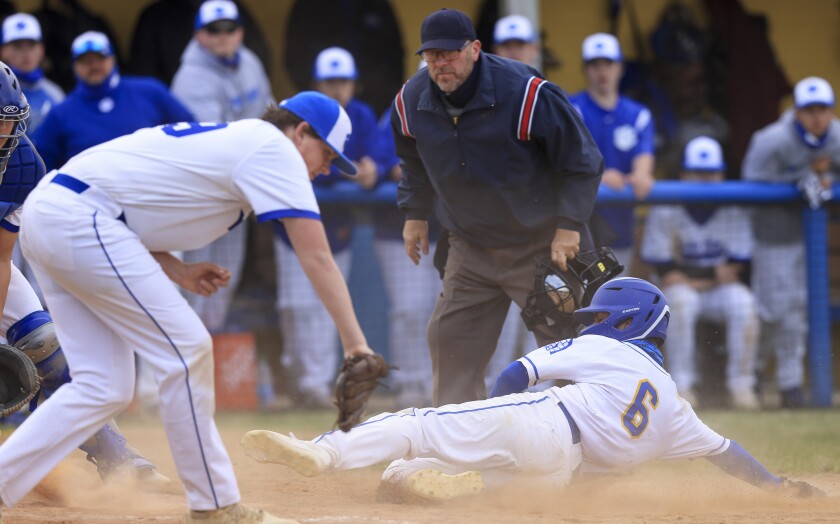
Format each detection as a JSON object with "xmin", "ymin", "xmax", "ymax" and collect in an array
[
  {"xmin": 641, "ymin": 205, "xmax": 752, "ymax": 267},
  {"xmin": 518, "ymin": 335, "xmax": 728, "ymax": 473},
  {"xmin": 55, "ymin": 120, "xmax": 320, "ymax": 252}
]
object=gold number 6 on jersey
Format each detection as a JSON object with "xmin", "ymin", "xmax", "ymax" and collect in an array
[{"xmin": 622, "ymin": 379, "xmax": 659, "ymax": 438}]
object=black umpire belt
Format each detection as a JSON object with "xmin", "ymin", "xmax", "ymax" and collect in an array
[
  {"xmin": 558, "ymin": 402, "xmax": 581, "ymax": 444},
  {"xmin": 51, "ymin": 173, "xmax": 126, "ymax": 224}
]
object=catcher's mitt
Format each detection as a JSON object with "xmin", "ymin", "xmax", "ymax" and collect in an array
[
  {"xmin": 334, "ymin": 353, "xmax": 389, "ymax": 432},
  {"xmin": 775, "ymin": 477, "xmax": 827, "ymax": 498},
  {"xmin": 0, "ymin": 343, "xmax": 40, "ymax": 418}
]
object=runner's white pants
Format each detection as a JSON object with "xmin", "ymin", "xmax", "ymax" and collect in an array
[
  {"xmin": 315, "ymin": 389, "xmax": 581, "ymax": 487},
  {"xmin": 0, "ymin": 180, "xmax": 240, "ymax": 510}
]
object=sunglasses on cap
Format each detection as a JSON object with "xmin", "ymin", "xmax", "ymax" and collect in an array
[{"xmin": 204, "ymin": 20, "xmax": 240, "ymax": 34}]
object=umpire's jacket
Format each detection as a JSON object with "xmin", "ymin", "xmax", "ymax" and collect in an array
[{"xmin": 392, "ymin": 52, "xmax": 603, "ymax": 249}]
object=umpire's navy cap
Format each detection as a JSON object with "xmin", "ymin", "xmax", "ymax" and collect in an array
[{"xmin": 416, "ymin": 8, "xmax": 476, "ymax": 54}]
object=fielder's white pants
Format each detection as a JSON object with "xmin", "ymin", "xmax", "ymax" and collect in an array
[
  {"xmin": 314, "ymin": 389, "xmax": 581, "ymax": 487},
  {"xmin": 275, "ymin": 238, "xmax": 351, "ymax": 396},
  {"xmin": 663, "ymin": 282, "xmax": 759, "ymax": 394},
  {"xmin": 183, "ymin": 224, "xmax": 247, "ymax": 333},
  {"xmin": 373, "ymin": 239, "xmax": 438, "ymax": 403},
  {"xmin": 0, "ymin": 181, "xmax": 240, "ymax": 510}
]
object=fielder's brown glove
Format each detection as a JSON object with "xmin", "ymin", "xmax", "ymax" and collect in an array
[
  {"xmin": 0, "ymin": 343, "xmax": 40, "ymax": 418},
  {"xmin": 775, "ymin": 477, "xmax": 827, "ymax": 498},
  {"xmin": 334, "ymin": 353, "xmax": 389, "ymax": 432}
]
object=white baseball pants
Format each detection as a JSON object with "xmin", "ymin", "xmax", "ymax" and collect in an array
[
  {"xmin": 274, "ymin": 238, "xmax": 351, "ymax": 397},
  {"xmin": 0, "ymin": 262, "xmax": 45, "ymax": 339},
  {"xmin": 0, "ymin": 180, "xmax": 240, "ymax": 510},
  {"xmin": 664, "ymin": 282, "xmax": 759, "ymax": 394},
  {"xmin": 373, "ymin": 239, "xmax": 438, "ymax": 403},
  {"xmin": 314, "ymin": 389, "xmax": 581, "ymax": 487}
]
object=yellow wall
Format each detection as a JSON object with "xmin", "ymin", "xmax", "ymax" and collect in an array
[{"xmin": 10, "ymin": 0, "xmax": 840, "ymax": 104}]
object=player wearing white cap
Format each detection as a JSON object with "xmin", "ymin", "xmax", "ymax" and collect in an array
[
  {"xmin": 641, "ymin": 136, "xmax": 760, "ymax": 409},
  {"xmin": 570, "ymin": 33, "xmax": 655, "ymax": 275},
  {"xmin": 0, "ymin": 91, "xmax": 373, "ymax": 523},
  {"xmin": 241, "ymin": 278, "xmax": 823, "ymax": 501},
  {"xmin": 741, "ymin": 76, "xmax": 839, "ymax": 408},
  {"xmin": 0, "ymin": 13, "xmax": 64, "ymax": 134},
  {"xmin": 491, "ymin": 14, "xmax": 540, "ymax": 68}
]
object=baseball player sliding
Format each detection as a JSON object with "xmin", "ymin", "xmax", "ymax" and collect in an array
[
  {"xmin": 0, "ymin": 63, "xmax": 169, "ymax": 486},
  {"xmin": 0, "ymin": 91, "xmax": 373, "ymax": 524},
  {"xmin": 242, "ymin": 278, "xmax": 823, "ymax": 501}
]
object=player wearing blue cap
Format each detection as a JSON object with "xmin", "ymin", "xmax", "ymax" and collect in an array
[
  {"xmin": 0, "ymin": 91, "xmax": 372, "ymax": 523},
  {"xmin": 242, "ymin": 277, "xmax": 823, "ymax": 502}
]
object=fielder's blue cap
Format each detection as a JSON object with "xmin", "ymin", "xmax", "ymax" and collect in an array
[
  {"xmin": 71, "ymin": 31, "xmax": 113, "ymax": 60},
  {"xmin": 417, "ymin": 8, "xmax": 476, "ymax": 54},
  {"xmin": 279, "ymin": 91, "xmax": 356, "ymax": 175}
]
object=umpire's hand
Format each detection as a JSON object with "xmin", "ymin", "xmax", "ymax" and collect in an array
[
  {"xmin": 551, "ymin": 228, "xmax": 580, "ymax": 271},
  {"xmin": 403, "ymin": 219, "xmax": 429, "ymax": 265}
]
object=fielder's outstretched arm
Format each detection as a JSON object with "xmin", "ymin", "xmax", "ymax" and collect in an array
[{"xmin": 283, "ymin": 216, "xmax": 372, "ymax": 358}]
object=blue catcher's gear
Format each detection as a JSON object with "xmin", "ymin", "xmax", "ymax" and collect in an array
[
  {"xmin": 0, "ymin": 62, "xmax": 30, "ymax": 178},
  {"xmin": 574, "ymin": 277, "xmax": 670, "ymax": 345},
  {"xmin": 0, "ymin": 134, "xmax": 46, "ymax": 220}
]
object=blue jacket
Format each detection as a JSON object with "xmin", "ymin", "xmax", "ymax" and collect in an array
[
  {"xmin": 33, "ymin": 75, "xmax": 194, "ymax": 170},
  {"xmin": 0, "ymin": 134, "xmax": 47, "ymax": 228},
  {"xmin": 569, "ymin": 91, "xmax": 654, "ymax": 248},
  {"xmin": 392, "ymin": 53, "xmax": 603, "ymax": 249}
]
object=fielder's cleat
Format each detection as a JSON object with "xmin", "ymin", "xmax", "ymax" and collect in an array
[
  {"xmin": 241, "ymin": 430, "xmax": 331, "ymax": 476},
  {"xmin": 405, "ymin": 469, "xmax": 485, "ymax": 501},
  {"xmin": 187, "ymin": 502, "xmax": 297, "ymax": 523}
]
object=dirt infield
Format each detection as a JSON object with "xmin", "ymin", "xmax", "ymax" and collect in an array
[{"xmin": 4, "ymin": 415, "xmax": 840, "ymax": 523}]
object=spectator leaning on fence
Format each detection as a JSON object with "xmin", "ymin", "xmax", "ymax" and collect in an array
[
  {"xmin": 569, "ymin": 33, "xmax": 655, "ymax": 275},
  {"xmin": 642, "ymin": 136, "xmax": 760, "ymax": 409},
  {"xmin": 272, "ymin": 46, "xmax": 379, "ymax": 408},
  {"xmin": 741, "ymin": 76, "xmax": 839, "ymax": 408}
]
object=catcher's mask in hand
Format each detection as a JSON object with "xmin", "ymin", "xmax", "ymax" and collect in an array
[{"xmin": 521, "ymin": 247, "xmax": 624, "ymax": 331}]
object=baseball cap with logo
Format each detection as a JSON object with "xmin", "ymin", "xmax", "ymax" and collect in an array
[
  {"xmin": 494, "ymin": 15, "xmax": 535, "ymax": 44},
  {"xmin": 194, "ymin": 0, "xmax": 240, "ymax": 30},
  {"xmin": 279, "ymin": 91, "xmax": 356, "ymax": 175},
  {"xmin": 313, "ymin": 47, "xmax": 358, "ymax": 81},
  {"xmin": 71, "ymin": 31, "xmax": 113, "ymax": 60},
  {"xmin": 416, "ymin": 8, "xmax": 476, "ymax": 54},
  {"xmin": 683, "ymin": 136, "xmax": 725, "ymax": 172},
  {"xmin": 794, "ymin": 76, "xmax": 835, "ymax": 109},
  {"xmin": 2, "ymin": 13, "xmax": 41, "ymax": 44},
  {"xmin": 582, "ymin": 33, "xmax": 622, "ymax": 62}
]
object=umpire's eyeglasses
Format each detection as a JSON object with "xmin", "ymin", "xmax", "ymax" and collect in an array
[
  {"xmin": 204, "ymin": 20, "xmax": 240, "ymax": 35},
  {"xmin": 420, "ymin": 41, "xmax": 470, "ymax": 63}
]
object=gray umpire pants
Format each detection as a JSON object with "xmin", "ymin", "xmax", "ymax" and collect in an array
[{"xmin": 428, "ymin": 231, "xmax": 576, "ymax": 406}]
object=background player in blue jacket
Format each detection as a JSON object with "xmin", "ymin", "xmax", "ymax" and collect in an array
[
  {"xmin": 0, "ymin": 62, "xmax": 169, "ymax": 488},
  {"xmin": 570, "ymin": 33, "xmax": 655, "ymax": 274},
  {"xmin": 32, "ymin": 30, "xmax": 193, "ymax": 171}
]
